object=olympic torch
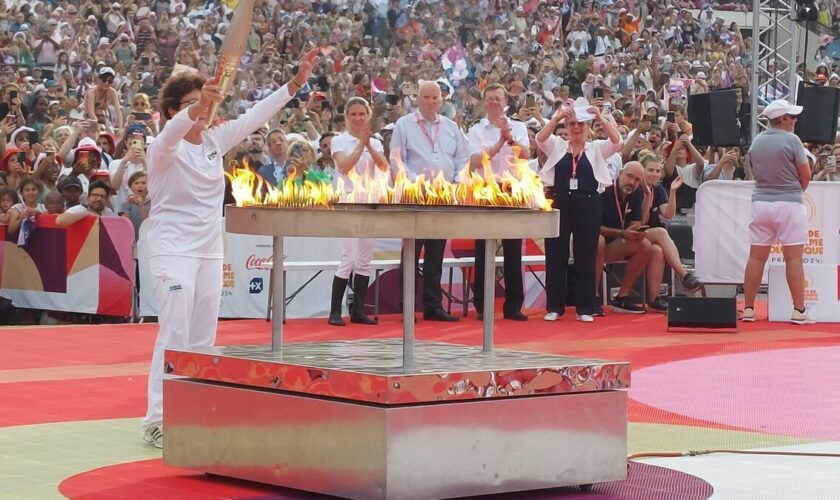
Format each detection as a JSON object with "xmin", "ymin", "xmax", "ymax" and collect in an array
[{"xmin": 207, "ymin": 0, "xmax": 256, "ymax": 125}]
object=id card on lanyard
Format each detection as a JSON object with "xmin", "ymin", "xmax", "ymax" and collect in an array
[
  {"xmin": 416, "ymin": 112, "xmax": 441, "ymax": 163},
  {"xmin": 569, "ymin": 148, "xmax": 584, "ymax": 190}
]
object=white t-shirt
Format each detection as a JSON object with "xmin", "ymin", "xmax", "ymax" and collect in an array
[
  {"xmin": 566, "ymin": 30, "xmax": 591, "ymax": 54},
  {"xmin": 11, "ymin": 202, "xmax": 46, "ymax": 214},
  {"xmin": 108, "ymin": 158, "xmax": 145, "ymax": 210},
  {"xmin": 66, "ymin": 204, "xmax": 115, "ymax": 216},
  {"xmin": 330, "ymin": 132, "xmax": 387, "ymax": 194},
  {"xmin": 678, "ymin": 161, "xmax": 714, "ymax": 189},
  {"xmin": 144, "ymin": 84, "xmax": 292, "ymax": 259}
]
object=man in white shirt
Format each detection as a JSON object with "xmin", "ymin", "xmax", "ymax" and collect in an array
[
  {"xmin": 55, "ymin": 180, "xmax": 114, "ymax": 226},
  {"xmin": 566, "ymin": 23, "xmax": 591, "ymax": 55},
  {"xmin": 389, "ymin": 81, "xmax": 470, "ymax": 322},
  {"xmin": 466, "ymin": 83, "xmax": 530, "ymax": 321},
  {"xmin": 594, "ymin": 26, "xmax": 613, "ymax": 57}
]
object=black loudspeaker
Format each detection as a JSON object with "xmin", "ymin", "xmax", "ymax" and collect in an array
[
  {"xmin": 687, "ymin": 90, "xmax": 740, "ymax": 146},
  {"xmin": 794, "ymin": 84, "xmax": 840, "ymax": 144},
  {"xmin": 667, "ymin": 297, "xmax": 737, "ymax": 332}
]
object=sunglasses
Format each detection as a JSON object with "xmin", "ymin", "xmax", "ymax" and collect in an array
[{"xmin": 101, "ymin": 77, "xmax": 114, "ymax": 83}]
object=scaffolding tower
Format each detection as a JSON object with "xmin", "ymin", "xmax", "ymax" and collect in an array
[{"xmin": 750, "ymin": 0, "xmax": 800, "ymax": 139}]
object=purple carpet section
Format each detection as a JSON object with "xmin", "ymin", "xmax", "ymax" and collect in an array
[{"xmin": 239, "ymin": 462, "xmax": 713, "ymax": 500}]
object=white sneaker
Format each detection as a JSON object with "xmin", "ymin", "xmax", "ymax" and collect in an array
[
  {"xmin": 741, "ymin": 307, "xmax": 755, "ymax": 322},
  {"xmin": 790, "ymin": 309, "xmax": 815, "ymax": 325},
  {"xmin": 143, "ymin": 422, "xmax": 163, "ymax": 449},
  {"xmin": 543, "ymin": 312, "xmax": 559, "ymax": 321},
  {"xmin": 576, "ymin": 314, "xmax": 594, "ymax": 323}
]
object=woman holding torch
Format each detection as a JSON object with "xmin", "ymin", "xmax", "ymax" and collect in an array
[{"xmin": 141, "ymin": 49, "xmax": 319, "ymax": 449}]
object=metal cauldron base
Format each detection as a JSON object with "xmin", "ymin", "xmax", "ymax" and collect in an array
[{"xmin": 162, "ymin": 340, "xmax": 629, "ymax": 499}]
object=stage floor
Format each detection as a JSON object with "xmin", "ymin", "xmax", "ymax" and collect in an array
[{"xmin": 1, "ymin": 301, "xmax": 839, "ymax": 499}]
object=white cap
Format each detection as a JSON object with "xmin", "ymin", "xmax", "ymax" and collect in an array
[
  {"xmin": 99, "ymin": 66, "xmax": 116, "ymax": 77},
  {"xmin": 572, "ymin": 97, "xmax": 596, "ymax": 122},
  {"xmin": 761, "ymin": 99, "xmax": 803, "ymax": 120},
  {"xmin": 10, "ymin": 126, "xmax": 35, "ymax": 145}
]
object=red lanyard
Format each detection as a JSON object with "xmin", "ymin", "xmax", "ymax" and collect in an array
[
  {"xmin": 613, "ymin": 180, "xmax": 626, "ymax": 229},
  {"xmin": 416, "ymin": 113, "xmax": 440, "ymax": 153},
  {"xmin": 570, "ymin": 147, "xmax": 584, "ymax": 179}
]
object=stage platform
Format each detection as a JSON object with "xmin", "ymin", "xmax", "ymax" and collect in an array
[{"xmin": 163, "ymin": 340, "xmax": 630, "ymax": 499}]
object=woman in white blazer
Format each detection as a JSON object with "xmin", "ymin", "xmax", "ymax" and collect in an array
[{"xmin": 537, "ymin": 97, "xmax": 622, "ymax": 323}]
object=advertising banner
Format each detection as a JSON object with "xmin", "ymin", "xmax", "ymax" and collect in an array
[
  {"xmin": 0, "ymin": 215, "xmax": 135, "ymax": 316},
  {"xmin": 694, "ymin": 181, "xmax": 840, "ymax": 284}
]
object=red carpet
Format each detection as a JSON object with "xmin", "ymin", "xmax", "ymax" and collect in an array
[
  {"xmin": 1, "ymin": 306, "xmax": 837, "ymax": 430},
  {"xmin": 2, "ymin": 303, "xmax": 839, "ymax": 499}
]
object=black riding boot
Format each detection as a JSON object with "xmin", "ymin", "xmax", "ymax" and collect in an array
[
  {"xmin": 328, "ymin": 276, "xmax": 348, "ymax": 326},
  {"xmin": 350, "ymin": 275, "xmax": 377, "ymax": 325}
]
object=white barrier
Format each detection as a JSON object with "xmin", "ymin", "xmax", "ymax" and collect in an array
[
  {"xmin": 768, "ymin": 264, "xmax": 840, "ymax": 322},
  {"xmin": 138, "ymin": 221, "xmax": 549, "ymax": 320},
  {"xmin": 138, "ymin": 222, "xmax": 344, "ymax": 319},
  {"xmin": 694, "ymin": 181, "xmax": 840, "ymax": 323},
  {"xmin": 694, "ymin": 181, "xmax": 840, "ymax": 284}
]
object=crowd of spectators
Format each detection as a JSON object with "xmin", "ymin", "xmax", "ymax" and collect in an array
[{"xmin": 1, "ymin": 0, "xmax": 840, "ymax": 323}]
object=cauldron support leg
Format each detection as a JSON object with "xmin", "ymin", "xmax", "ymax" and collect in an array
[
  {"xmin": 483, "ymin": 238, "xmax": 496, "ymax": 351},
  {"xmin": 272, "ymin": 235, "xmax": 284, "ymax": 353},
  {"xmin": 402, "ymin": 238, "xmax": 415, "ymax": 369}
]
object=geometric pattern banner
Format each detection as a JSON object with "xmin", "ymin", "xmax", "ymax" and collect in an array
[{"xmin": 0, "ymin": 215, "xmax": 135, "ymax": 316}]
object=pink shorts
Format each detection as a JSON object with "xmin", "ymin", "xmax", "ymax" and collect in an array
[{"xmin": 749, "ymin": 201, "xmax": 808, "ymax": 246}]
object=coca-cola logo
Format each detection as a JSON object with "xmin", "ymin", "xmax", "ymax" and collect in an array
[{"xmin": 245, "ymin": 254, "xmax": 273, "ymax": 270}]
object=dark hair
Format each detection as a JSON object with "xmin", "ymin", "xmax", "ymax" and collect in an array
[
  {"xmin": 127, "ymin": 170, "xmax": 147, "ymax": 186},
  {"xmin": 88, "ymin": 179, "xmax": 110, "ymax": 196},
  {"xmin": 18, "ymin": 176, "xmax": 44, "ymax": 195},
  {"xmin": 159, "ymin": 72, "xmax": 206, "ymax": 120},
  {"xmin": 0, "ymin": 187, "xmax": 18, "ymax": 204}
]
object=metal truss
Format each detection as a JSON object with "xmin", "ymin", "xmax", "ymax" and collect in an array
[{"xmin": 750, "ymin": 0, "xmax": 799, "ymax": 139}]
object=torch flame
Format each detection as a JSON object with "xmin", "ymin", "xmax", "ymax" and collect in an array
[{"xmin": 226, "ymin": 148, "xmax": 552, "ymax": 211}]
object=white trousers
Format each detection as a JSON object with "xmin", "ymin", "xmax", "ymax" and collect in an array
[
  {"xmin": 142, "ymin": 255, "xmax": 222, "ymax": 427},
  {"xmin": 335, "ymin": 238, "xmax": 375, "ymax": 279}
]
